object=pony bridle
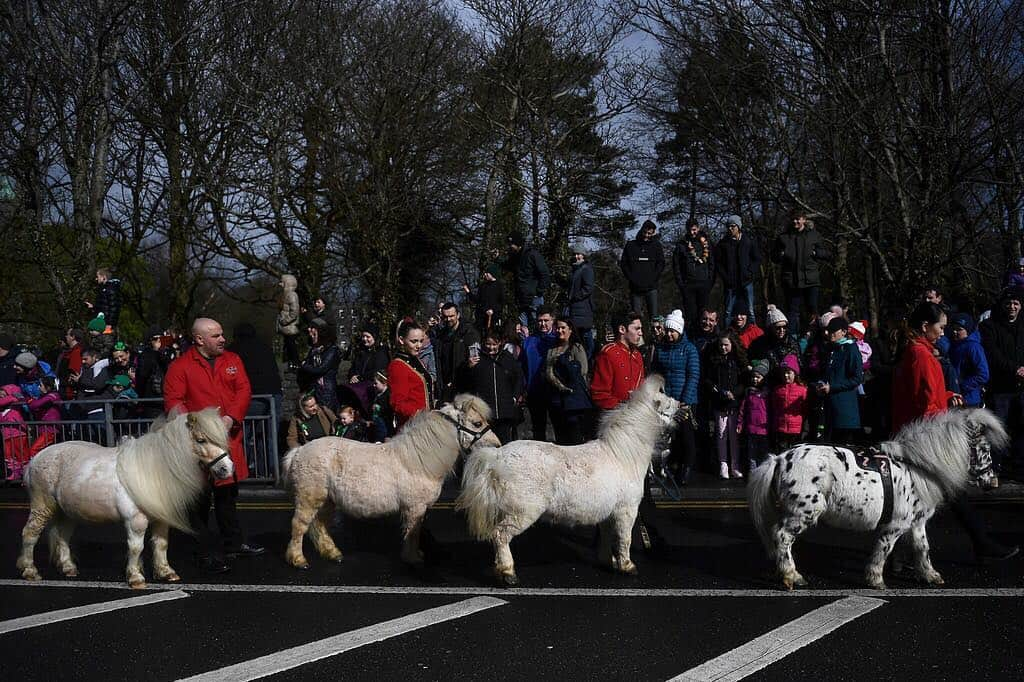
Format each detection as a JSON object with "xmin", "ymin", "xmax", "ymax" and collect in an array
[
  {"xmin": 201, "ymin": 450, "xmax": 231, "ymax": 472},
  {"xmin": 439, "ymin": 411, "xmax": 492, "ymax": 455}
]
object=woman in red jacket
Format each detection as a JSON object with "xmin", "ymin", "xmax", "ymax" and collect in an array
[
  {"xmin": 892, "ymin": 302, "xmax": 1016, "ymax": 562},
  {"xmin": 388, "ymin": 320, "xmax": 435, "ymax": 430},
  {"xmin": 891, "ymin": 302, "xmax": 962, "ymax": 432}
]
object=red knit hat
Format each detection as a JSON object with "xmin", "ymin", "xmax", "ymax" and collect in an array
[{"xmin": 848, "ymin": 320, "xmax": 868, "ymax": 340}]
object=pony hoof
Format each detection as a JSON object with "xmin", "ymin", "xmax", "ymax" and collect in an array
[
  {"xmin": 129, "ymin": 579, "xmax": 147, "ymax": 590},
  {"xmin": 62, "ymin": 568, "xmax": 79, "ymax": 578},
  {"xmin": 161, "ymin": 572, "xmax": 181, "ymax": 583},
  {"xmin": 22, "ymin": 569, "xmax": 41, "ymax": 582},
  {"xmin": 499, "ymin": 573, "xmax": 519, "ymax": 587}
]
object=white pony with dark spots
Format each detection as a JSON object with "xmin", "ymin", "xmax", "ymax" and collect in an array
[
  {"xmin": 457, "ymin": 376, "xmax": 680, "ymax": 586},
  {"xmin": 748, "ymin": 407, "xmax": 1006, "ymax": 589}
]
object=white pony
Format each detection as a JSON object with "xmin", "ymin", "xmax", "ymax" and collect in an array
[
  {"xmin": 17, "ymin": 409, "xmax": 234, "ymax": 587},
  {"xmin": 457, "ymin": 376, "xmax": 680, "ymax": 586},
  {"xmin": 281, "ymin": 394, "xmax": 500, "ymax": 569},
  {"xmin": 748, "ymin": 407, "xmax": 1007, "ymax": 589}
]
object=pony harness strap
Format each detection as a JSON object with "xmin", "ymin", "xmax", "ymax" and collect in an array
[{"xmin": 853, "ymin": 446, "xmax": 894, "ymax": 528}]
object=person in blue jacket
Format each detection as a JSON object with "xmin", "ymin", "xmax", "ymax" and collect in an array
[
  {"xmin": 948, "ymin": 312, "xmax": 989, "ymax": 407},
  {"xmin": 652, "ymin": 309, "xmax": 700, "ymax": 484}
]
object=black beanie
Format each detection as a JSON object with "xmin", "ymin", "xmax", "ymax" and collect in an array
[
  {"xmin": 508, "ymin": 231, "xmax": 525, "ymax": 247},
  {"xmin": 361, "ymin": 321, "xmax": 381, "ymax": 340},
  {"xmin": 0, "ymin": 334, "xmax": 13, "ymax": 351}
]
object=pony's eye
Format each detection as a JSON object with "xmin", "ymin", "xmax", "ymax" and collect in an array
[
  {"xmin": 473, "ymin": 420, "xmax": 483, "ymax": 428},
  {"xmin": 196, "ymin": 438, "xmax": 207, "ymax": 444}
]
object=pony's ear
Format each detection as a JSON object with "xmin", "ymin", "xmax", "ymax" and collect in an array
[{"xmin": 186, "ymin": 413, "xmax": 197, "ymax": 428}]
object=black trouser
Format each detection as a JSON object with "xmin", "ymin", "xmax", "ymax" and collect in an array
[
  {"xmin": 784, "ymin": 285, "xmax": 819, "ymax": 336},
  {"xmin": 551, "ymin": 408, "xmax": 588, "ymax": 446},
  {"xmin": 746, "ymin": 433, "xmax": 770, "ymax": 467},
  {"xmin": 282, "ymin": 334, "xmax": 300, "ymax": 364},
  {"xmin": 526, "ymin": 394, "xmax": 550, "ymax": 441},
  {"xmin": 681, "ymin": 283, "xmax": 712, "ymax": 331},
  {"xmin": 491, "ymin": 419, "xmax": 518, "ymax": 445},
  {"xmin": 629, "ymin": 289, "xmax": 659, "ymax": 320},
  {"xmin": 949, "ymin": 494, "xmax": 1000, "ymax": 553},
  {"xmin": 190, "ymin": 483, "xmax": 244, "ymax": 559},
  {"xmin": 667, "ymin": 419, "xmax": 697, "ymax": 473}
]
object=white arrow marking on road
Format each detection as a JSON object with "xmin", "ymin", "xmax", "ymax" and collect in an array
[
  {"xmin": 177, "ymin": 595, "xmax": 506, "ymax": 682},
  {"xmin": 668, "ymin": 596, "xmax": 885, "ymax": 682},
  {"xmin": 0, "ymin": 590, "xmax": 189, "ymax": 635}
]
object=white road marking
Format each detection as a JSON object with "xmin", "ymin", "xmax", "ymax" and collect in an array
[
  {"xmin": 0, "ymin": 590, "xmax": 188, "ymax": 635},
  {"xmin": 668, "ymin": 596, "xmax": 885, "ymax": 681},
  {"xmin": 177, "ymin": 596, "xmax": 506, "ymax": 682},
  {"xmin": 1, "ymin": 579, "xmax": 1022, "ymax": 598}
]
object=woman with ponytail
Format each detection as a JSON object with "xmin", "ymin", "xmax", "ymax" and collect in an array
[
  {"xmin": 892, "ymin": 302, "xmax": 1017, "ymax": 562},
  {"xmin": 891, "ymin": 302, "xmax": 962, "ymax": 433}
]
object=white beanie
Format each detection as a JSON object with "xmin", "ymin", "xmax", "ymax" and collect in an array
[
  {"xmin": 664, "ymin": 309, "xmax": 685, "ymax": 335},
  {"xmin": 765, "ymin": 304, "xmax": 788, "ymax": 327},
  {"xmin": 819, "ymin": 311, "xmax": 837, "ymax": 329}
]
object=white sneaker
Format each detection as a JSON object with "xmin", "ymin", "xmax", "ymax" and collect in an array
[
  {"xmin": 719, "ymin": 462, "xmax": 729, "ymax": 479},
  {"xmin": 731, "ymin": 469, "xmax": 744, "ymax": 479}
]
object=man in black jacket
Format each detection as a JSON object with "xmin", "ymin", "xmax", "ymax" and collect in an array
[
  {"xmin": 463, "ymin": 263, "xmax": 505, "ymax": 333},
  {"xmin": 980, "ymin": 287, "xmax": 1024, "ymax": 478},
  {"xmin": 506, "ymin": 231, "xmax": 551, "ymax": 329},
  {"xmin": 436, "ymin": 302, "xmax": 480, "ymax": 403},
  {"xmin": 673, "ymin": 217, "xmax": 715, "ymax": 329},
  {"xmin": 715, "ymin": 215, "xmax": 761, "ymax": 324},
  {"xmin": 773, "ymin": 211, "xmax": 830, "ymax": 334},
  {"xmin": 620, "ymin": 219, "xmax": 666, "ymax": 320}
]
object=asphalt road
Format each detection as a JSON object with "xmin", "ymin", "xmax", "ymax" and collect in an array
[{"xmin": 1, "ymin": 491, "xmax": 1022, "ymax": 681}]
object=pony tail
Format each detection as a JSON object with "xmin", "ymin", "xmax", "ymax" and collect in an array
[{"xmin": 747, "ymin": 456, "xmax": 780, "ymax": 557}]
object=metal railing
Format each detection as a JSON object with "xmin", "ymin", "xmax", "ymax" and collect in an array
[{"xmin": 1, "ymin": 395, "xmax": 281, "ymax": 484}]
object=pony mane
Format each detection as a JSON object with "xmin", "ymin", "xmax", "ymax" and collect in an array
[
  {"xmin": 115, "ymin": 408, "xmax": 226, "ymax": 532},
  {"xmin": 890, "ymin": 407, "xmax": 1006, "ymax": 506},
  {"xmin": 597, "ymin": 375, "xmax": 667, "ymax": 470},
  {"xmin": 452, "ymin": 392, "xmax": 492, "ymax": 424},
  {"xmin": 388, "ymin": 408, "xmax": 464, "ymax": 480}
]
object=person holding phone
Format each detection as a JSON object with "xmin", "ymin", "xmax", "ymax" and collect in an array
[{"xmin": 436, "ymin": 302, "xmax": 480, "ymax": 403}]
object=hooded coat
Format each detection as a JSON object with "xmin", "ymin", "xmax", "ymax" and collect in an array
[{"xmin": 620, "ymin": 235, "xmax": 666, "ymax": 293}]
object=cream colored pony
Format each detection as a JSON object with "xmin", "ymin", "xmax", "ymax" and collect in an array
[
  {"xmin": 17, "ymin": 409, "xmax": 233, "ymax": 588},
  {"xmin": 458, "ymin": 376, "xmax": 680, "ymax": 586},
  {"xmin": 282, "ymin": 394, "xmax": 500, "ymax": 568}
]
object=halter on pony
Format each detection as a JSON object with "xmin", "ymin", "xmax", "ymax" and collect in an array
[{"xmin": 439, "ymin": 411, "xmax": 493, "ymax": 455}]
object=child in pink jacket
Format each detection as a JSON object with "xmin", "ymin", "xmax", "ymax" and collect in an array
[
  {"xmin": 770, "ymin": 354, "xmax": 808, "ymax": 452},
  {"xmin": 1, "ymin": 384, "xmax": 29, "ymax": 481},
  {"xmin": 28, "ymin": 376, "xmax": 62, "ymax": 457},
  {"xmin": 738, "ymin": 360, "xmax": 770, "ymax": 471}
]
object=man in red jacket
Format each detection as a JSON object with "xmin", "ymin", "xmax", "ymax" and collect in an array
[
  {"xmin": 164, "ymin": 317, "xmax": 264, "ymax": 572},
  {"xmin": 591, "ymin": 311, "xmax": 664, "ymax": 552},
  {"xmin": 591, "ymin": 311, "xmax": 645, "ymax": 409}
]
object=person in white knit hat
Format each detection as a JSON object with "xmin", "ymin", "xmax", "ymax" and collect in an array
[
  {"xmin": 749, "ymin": 304, "xmax": 801, "ymax": 377},
  {"xmin": 651, "ymin": 309, "xmax": 700, "ymax": 484}
]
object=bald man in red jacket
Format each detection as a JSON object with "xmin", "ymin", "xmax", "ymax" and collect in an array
[{"xmin": 164, "ymin": 317, "xmax": 264, "ymax": 571}]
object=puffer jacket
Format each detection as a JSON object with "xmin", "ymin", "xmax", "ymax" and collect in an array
[
  {"xmin": 949, "ymin": 330, "xmax": 989, "ymax": 407},
  {"xmin": 770, "ymin": 382, "xmax": 807, "ymax": 435},
  {"xmin": 738, "ymin": 387, "xmax": 769, "ymax": 435},
  {"xmin": 277, "ymin": 274, "xmax": 301, "ymax": 336},
  {"xmin": 652, "ymin": 337, "xmax": 701, "ymax": 405},
  {"xmin": 672, "ymin": 232, "xmax": 715, "ymax": 287},
  {"xmin": 773, "ymin": 228, "xmax": 829, "ymax": 289}
]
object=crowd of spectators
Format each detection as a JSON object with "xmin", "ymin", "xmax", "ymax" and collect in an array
[{"xmin": 6, "ymin": 213, "xmax": 1024, "ymax": 498}]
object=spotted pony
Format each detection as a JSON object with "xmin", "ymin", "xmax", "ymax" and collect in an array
[{"xmin": 748, "ymin": 407, "xmax": 1006, "ymax": 590}]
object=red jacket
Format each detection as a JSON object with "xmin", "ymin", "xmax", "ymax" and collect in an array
[
  {"xmin": 164, "ymin": 347, "xmax": 251, "ymax": 485},
  {"xmin": 770, "ymin": 382, "xmax": 807, "ymax": 435},
  {"xmin": 590, "ymin": 342, "xmax": 645, "ymax": 410},
  {"xmin": 891, "ymin": 336, "xmax": 954, "ymax": 433},
  {"xmin": 388, "ymin": 355, "xmax": 432, "ymax": 429},
  {"xmin": 733, "ymin": 323, "xmax": 764, "ymax": 349}
]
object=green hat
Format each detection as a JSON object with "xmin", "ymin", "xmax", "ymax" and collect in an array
[
  {"xmin": 107, "ymin": 374, "xmax": 131, "ymax": 388},
  {"xmin": 87, "ymin": 313, "xmax": 106, "ymax": 333},
  {"xmin": 751, "ymin": 360, "xmax": 770, "ymax": 377}
]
